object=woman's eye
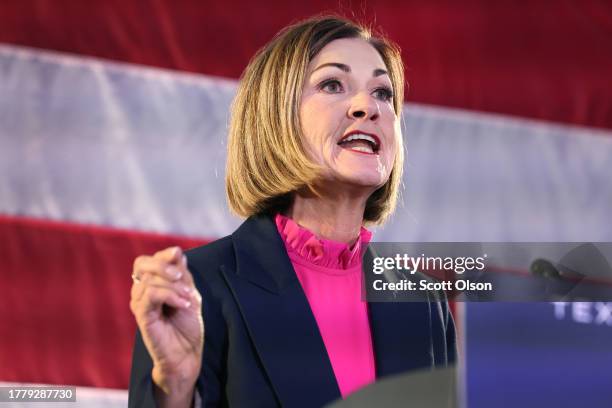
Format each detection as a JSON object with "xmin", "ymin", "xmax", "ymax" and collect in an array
[
  {"xmin": 319, "ymin": 79, "xmax": 343, "ymax": 94},
  {"xmin": 373, "ymin": 87, "xmax": 394, "ymax": 102}
]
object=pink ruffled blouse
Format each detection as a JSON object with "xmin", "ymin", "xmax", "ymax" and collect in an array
[{"xmin": 274, "ymin": 214, "xmax": 376, "ymax": 398}]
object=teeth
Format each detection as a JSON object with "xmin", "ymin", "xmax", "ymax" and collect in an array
[
  {"xmin": 350, "ymin": 145, "xmax": 373, "ymax": 153},
  {"xmin": 343, "ymin": 134, "xmax": 377, "ymax": 145}
]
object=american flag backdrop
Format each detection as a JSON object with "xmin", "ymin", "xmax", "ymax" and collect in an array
[{"xmin": 1, "ymin": 1, "xmax": 611, "ymax": 406}]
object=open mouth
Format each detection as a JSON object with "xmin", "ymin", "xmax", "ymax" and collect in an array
[{"xmin": 337, "ymin": 131, "xmax": 381, "ymax": 155}]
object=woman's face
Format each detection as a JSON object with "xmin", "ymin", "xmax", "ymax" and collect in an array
[{"xmin": 300, "ymin": 38, "xmax": 400, "ymax": 193}]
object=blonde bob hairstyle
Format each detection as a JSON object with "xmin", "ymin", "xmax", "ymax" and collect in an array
[{"xmin": 226, "ymin": 15, "xmax": 405, "ymax": 225}]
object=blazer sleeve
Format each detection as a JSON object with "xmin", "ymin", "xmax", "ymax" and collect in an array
[
  {"xmin": 128, "ymin": 328, "xmax": 159, "ymax": 408},
  {"xmin": 444, "ymin": 300, "xmax": 458, "ymax": 365},
  {"xmin": 191, "ymin": 258, "xmax": 227, "ymax": 407},
  {"xmin": 431, "ymin": 296, "xmax": 458, "ymax": 368}
]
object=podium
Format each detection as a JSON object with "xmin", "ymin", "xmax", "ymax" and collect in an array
[{"xmin": 325, "ymin": 366, "xmax": 458, "ymax": 408}]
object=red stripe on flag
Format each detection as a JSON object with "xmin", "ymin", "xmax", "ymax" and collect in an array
[
  {"xmin": 0, "ymin": 1, "xmax": 610, "ymax": 129},
  {"xmin": 0, "ymin": 215, "xmax": 208, "ymax": 388}
]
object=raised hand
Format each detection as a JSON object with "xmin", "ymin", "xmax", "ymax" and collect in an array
[{"xmin": 130, "ymin": 247, "xmax": 204, "ymax": 405}]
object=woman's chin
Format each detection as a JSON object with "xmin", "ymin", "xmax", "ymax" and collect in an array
[
  {"xmin": 331, "ymin": 151, "xmax": 391, "ymax": 185},
  {"xmin": 328, "ymin": 171, "xmax": 388, "ymax": 192}
]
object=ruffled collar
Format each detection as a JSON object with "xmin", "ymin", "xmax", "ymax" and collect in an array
[{"xmin": 275, "ymin": 213, "xmax": 372, "ymax": 270}]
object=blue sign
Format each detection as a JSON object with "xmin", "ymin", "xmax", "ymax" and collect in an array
[{"xmin": 466, "ymin": 302, "xmax": 612, "ymax": 407}]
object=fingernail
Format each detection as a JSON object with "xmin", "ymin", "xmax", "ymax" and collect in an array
[
  {"xmin": 182, "ymin": 254, "xmax": 187, "ymax": 267},
  {"xmin": 184, "ymin": 300, "xmax": 191, "ymax": 308},
  {"xmin": 182, "ymin": 285, "xmax": 192, "ymax": 294},
  {"xmin": 167, "ymin": 266, "xmax": 182, "ymax": 280}
]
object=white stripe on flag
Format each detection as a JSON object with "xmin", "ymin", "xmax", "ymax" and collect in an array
[{"xmin": 2, "ymin": 44, "xmax": 612, "ymax": 241}]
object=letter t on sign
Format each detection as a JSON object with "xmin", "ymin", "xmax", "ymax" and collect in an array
[{"xmin": 552, "ymin": 302, "xmax": 569, "ymax": 319}]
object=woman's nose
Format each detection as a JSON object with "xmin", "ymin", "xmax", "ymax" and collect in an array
[{"xmin": 348, "ymin": 94, "xmax": 380, "ymax": 121}]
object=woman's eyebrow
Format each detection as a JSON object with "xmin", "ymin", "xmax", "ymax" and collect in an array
[
  {"xmin": 373, "ymin": 68, "xmax": 388, "ymax": 77},
  {"xmin": 312, "ymin": 62, "xmax": 388, "ymax": 78},
  {"xmin": 312, "ymin": 62, "xmax": 350, "ymax": 73}
]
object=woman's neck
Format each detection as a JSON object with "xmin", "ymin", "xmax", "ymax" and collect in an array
[{"xmin": 286, "ymin": 188, "xmax": 369, "ymax": 244}]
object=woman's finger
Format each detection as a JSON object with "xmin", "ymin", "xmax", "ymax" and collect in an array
[
  {"xmin": 135, "ymin": 285, "xmax": 192, "ymax": 319},
  {"xmin": 153, "ymin": 246, "xmax": 183, "ymax": 265},
  {"xmin": 133, "ymin": 255, "xmax": 183, "ymax": 281},
  {"xmin": 153, "ymin": 248, "xmax": 196, "ymax": 288},
  {"xmin": 132, "ymin": 274, "xmax": 195, "ymax": 303}
]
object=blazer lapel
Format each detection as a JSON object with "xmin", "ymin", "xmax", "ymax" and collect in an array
[{"xmin": 221, "ymin": 215, "xmax": 341, "ymax": 407}]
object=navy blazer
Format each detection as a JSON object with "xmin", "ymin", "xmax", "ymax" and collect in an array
[{"xmin": 129, "ymin": 214, "xmax": 457, "ymax": 407}]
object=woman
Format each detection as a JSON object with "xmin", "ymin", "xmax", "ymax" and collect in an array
[{"xmin": 129, "ymin": 15, "xmax": 456, "ymax": 408}]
